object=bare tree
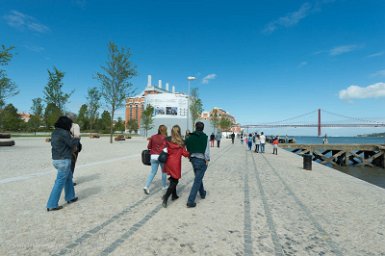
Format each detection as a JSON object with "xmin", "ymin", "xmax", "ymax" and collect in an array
[
  {"xmin": 86, "ymin": 87, "xmax": 101, "ymax": 130},
  {"xmin": 96, "ymin": 42, "xmax": 137, "ymax": 143}
]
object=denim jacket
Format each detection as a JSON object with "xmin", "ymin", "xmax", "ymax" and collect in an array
[{"xmin": 51, "ymin": 128, "xmax": 79, "ymax": 160}]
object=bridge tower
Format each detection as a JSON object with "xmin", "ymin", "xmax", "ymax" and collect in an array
[{"xmin": 318, "ymin": 108, "xmax": 321, "ymax": 137}]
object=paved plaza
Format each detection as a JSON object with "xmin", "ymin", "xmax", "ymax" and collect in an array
[{"xmin": 1, "ymin": 137, "xmax": 385, "ymax": 255}]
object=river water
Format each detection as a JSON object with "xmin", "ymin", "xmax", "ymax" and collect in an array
[{"xmin": 288, "ymin": 136, "xmax": 385, "ymax": 189}]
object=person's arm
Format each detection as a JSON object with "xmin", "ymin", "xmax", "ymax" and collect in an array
[
  {"xmin": 204, "ymin": 139, "xmax": 210, "ymax": 164},
  {"xmin": 182, "ymin": 147, "xmax": 190, "ymax": 158}
]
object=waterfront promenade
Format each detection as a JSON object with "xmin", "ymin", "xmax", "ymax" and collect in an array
[{"xmin": 1, "ymin": 137, "xmax": 385, "ymax": 255}]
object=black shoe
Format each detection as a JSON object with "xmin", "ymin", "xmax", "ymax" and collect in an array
[
  {"xmin": 47, "ymin": 206, "xmax": 63, "ymax": 212},
  {"xmin": 171, "ymin": 195, "xmax": 179, "ymax": 201},
  {"xmin": 73, "ymin": 182, "xmax": 77, "ymax": 186},
  {"xmin": 162, "ymin": 199, "xmax": 168, "ymax": 208},
  {"xmin": 186, "ymin": 202, "xmax": 196, "ymax": 208},
  {"xmin": 200, "ymin": 191, "xmax": 207, "ymax": 199},
  {"xmin": 67, "ymin": 197, "xmax": 78, "ymax": 204}
]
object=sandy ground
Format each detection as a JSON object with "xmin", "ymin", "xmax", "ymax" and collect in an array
[{"xmin": 1, "ymin": 137, "xmax": 385, "ymax": 256}]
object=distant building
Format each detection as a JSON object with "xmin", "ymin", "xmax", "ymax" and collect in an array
[
  {"xmin": 125, "ymin": 75, "xmax": 240, "ymax": 135},
  {"xmin": 125, "ymin": 75, "xmax": 189, "ymax": 133},
  {"xmin": 19, "ymin": 113, "xmax": 31, "ymax": 122},
  {"xmin": 201, "ymin": 107, "xmax": 241, "ymax": 133}
]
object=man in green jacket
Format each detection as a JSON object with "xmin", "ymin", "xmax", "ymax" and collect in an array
[{"xmin": 185, "ymin": 121, "xmax": 210, "ymax": 208}]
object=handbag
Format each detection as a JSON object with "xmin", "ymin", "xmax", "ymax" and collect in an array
[
  {"xmin": 141, "ymin": 149, "xmax": 151, "ymax": 166},
  {"xmin": 158, "ymin": 150, "xmax": 168, "ymax": 163}
]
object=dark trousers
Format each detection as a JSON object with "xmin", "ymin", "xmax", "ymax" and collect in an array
[
  {"xmin": 231, "ymin": 138, "xmax": 235, "ymax": 144},
  {"xmin": 217, "ymin": 140, "xmax": 220, "ymax": 148},
  {"xmin": 163, "ymin": 177, "xmax": 179, "ymax": 201},
  {"xmin": 255, "ymin": 144, "xmax": 259, "ymax": 152},
  {"xmin": 71, "ymin": 150, "xmax": 79, "ymax": 174},
  {"xmin": 187, "ymin": 158, "xmax": 207, "ymax": 204}
]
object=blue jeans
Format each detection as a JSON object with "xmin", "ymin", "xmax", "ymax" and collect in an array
[
  {"xmin": 47, "ymin": 159, "xmax": 75, "ymax": 208},
  {"xmin": 247, "ymin": 141, "xmax": 252, "ymax": 150},
  {"xmin": 187, "ymin": 158, "xmax": 207, "ymax": 204},
  {"xmin": 260, "ymin": 143, "xmax": 265, "ymax": 153},
  {"xmin": 145, "ymin": 159, "xmax": 167, "ymax": 189}
]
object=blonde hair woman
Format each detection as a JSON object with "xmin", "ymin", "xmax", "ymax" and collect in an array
[
  {"xmin": 162, "ymin": 125, "xmax": 190, "ymax": 208},
  {"xmin": 143, "ymin": 125, "xmax": 168, "ymax": 194}
]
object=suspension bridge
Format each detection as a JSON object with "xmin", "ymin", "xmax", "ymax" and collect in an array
[{"xmin": 240, "ymin": 109, "xmax": 385, "ymax": 136}]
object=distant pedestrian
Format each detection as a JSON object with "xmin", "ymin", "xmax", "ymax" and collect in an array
[
  {"xmin": 215, "ymin": 131, "xmax": 222, "ymax": 148},
  {"xmin": 47, "ymin": 116, "xmax": 79, "ymax": 212},
  {"xmin": 254, "ymin": 133, "xmax": 260, "ymax": 153},
  {"xmin": 240, "ymin": 134, "xmax": 244, "ymax": 144},
  {"xmin": 247, "ymin": 133, "xmax": 253, "ymax": 150},
  {"xmin": 210, "ymin": 132, "xmax": 215, "ymax": 147},
  {"xmin": 70, "ymin": 123, "xmax": 82, "ymax": 186},
  {"xmin": 185, "ymin": 121, "xmax": 210, "ymax": 208},
  {"xmin": 323, "ymin": 134, "xmax": 329, "ymax": 144},
  {"xmin": 162, "ymin": 125, "xmax": 190, "ymax": 208},
  {"xmin": 143, "ymin": 125, "xmax": 168, "ymax": 195},
  {"xmin": 230, "ymin": 132, "xmax": 235, "ymax": 144},
  {"xmin": 272, "ymin": 136, "xmax": 279, "ymax": 155},
  {"xmin": 260, "ymin": 132, "xmax": 266, "ymax": 153}
]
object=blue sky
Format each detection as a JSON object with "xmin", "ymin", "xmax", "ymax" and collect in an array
[{"xmin": 1, "ymin": 0, "xmax": 385, "ymax": 136}]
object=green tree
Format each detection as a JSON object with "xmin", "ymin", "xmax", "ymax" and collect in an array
[
  {"xmin": 43, "ymin": 66, "xmax": 73, "ymax": 112},
  {"xmin": 96, "ymin": 42, "xmax": 137, "ymax": 143},
  {"xmin": 0, "ymin": 45, "xmax": 18, "ymax": 110},
  {"xmin": 189, "ymin": 87, "xmax": 203, "ymax": 128},
  {"xmin": 114, "ymin": 117, "xmax": 125, "ymax": 132},
  {"xmin": 27, "ymin": 115, "xmax": 41, "ymax": 133},
  {"xmin": 100, "ymin": 110, "xmax": 112, "ymax": 133},
  {"xmin": 141, "ymin": 104, "xmax": 154, "ymax": 137},
  {"xmin": 127, "ymin": 119, "xmax": 138, "ymax": 134},
  {"xmin": 0, "ymin": 104, "xmax": 23, "ymax": 131},
  {"xmin": 77, "ymin": 104, "xmax": 89, "ymax": 130},
  {"xmin": 86, "ymin": 87, "xmax": 101, "ymax": 130},
  {"xmin": 44, "ymin": 103, "xmax": 62, "ymax": 129},
  {"xmin": 219, "ymin": 117, "xmax": 232, "ymax": 132},
  {"xmin": 27, "ymin": 97, "xmax": 44, "ymax": 133}
]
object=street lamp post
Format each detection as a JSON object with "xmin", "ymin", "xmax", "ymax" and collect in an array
[{"xmin": 187, "ymin": 76, "xmax": 196, "ymax": 131}]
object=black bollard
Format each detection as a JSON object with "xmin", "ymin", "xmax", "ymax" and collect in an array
[{"xmin": 303, "ymin": 154, "xmax": 312, "ymax": 170}]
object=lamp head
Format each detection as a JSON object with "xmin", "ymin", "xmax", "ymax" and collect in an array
[{"xmin": 187, "ymin": 76, "xmax": 196, "ymax": 81}]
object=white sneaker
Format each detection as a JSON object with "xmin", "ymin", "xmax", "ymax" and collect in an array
[{"xmin": 143, "ymin": 187, "xmax": 150, "ymax": 194}]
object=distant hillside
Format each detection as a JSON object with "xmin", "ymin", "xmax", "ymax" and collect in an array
[{"xmin": 357, "ymin": 132, "xmax": 385, "ymax": 137}]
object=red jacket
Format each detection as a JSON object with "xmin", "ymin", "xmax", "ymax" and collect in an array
[
  {"xmin": 164, "ymin": 141, "xmax": 189, "ymax": 179},
  {"xmin": 147, "ymin": 134, "xmax": 166, "ymax": 155}
]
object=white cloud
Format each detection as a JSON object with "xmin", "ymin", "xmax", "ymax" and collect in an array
[
  {"xmin": 329, "ymin": 45, "xmax": 359, "ymax": 56},
  {"xmin": 202, "ymin": 74, "xmax": 217, "ymax": 84},
  {"xmin": 298, "ymin": 61, "xmax": 308, "ymax": 68},
  {"xmin": 368, "ymin": 51, "xmax": 384, "ymax": 58},
  {"xmin": 24, "ymin": 45, "xmax": 45, "ymax": 52},
  {"xmin": 72, "ymin": 0, "xmax": 87, "ymax": 8},
  {"xmin": 339, "ymin": 82, "xmax": 385, "ymax": 100},
  {"xmin": 263, "ymin": 3, "xmax": 311, "ymax": 34},
  {"xmin": 3, "ymin": 10, "xmax": 50, "ymax": 33},
  {"xmin": 370, "ymin": 69, "xmax": 385, "ymax": 78}
]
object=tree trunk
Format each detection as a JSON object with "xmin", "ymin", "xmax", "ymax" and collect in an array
[{"xmin": 110, "ymin": 106, "xmax": 115, "ymax": 144}]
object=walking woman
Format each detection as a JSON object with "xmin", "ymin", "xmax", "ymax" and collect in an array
[
  {"xmin": 47, "ymin": 116, "xmax": 79, "ymax": 211},
  {"xmin": 247, "ymin": 133, "xmax": 253, "ymax": 150},
  {"xmin": 144, "ymin": 125, "xmax": 168, "ymax": 194},
  {"xmin": 162, "ymin": 125, "xmax": 190, "ymax": 208}
]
